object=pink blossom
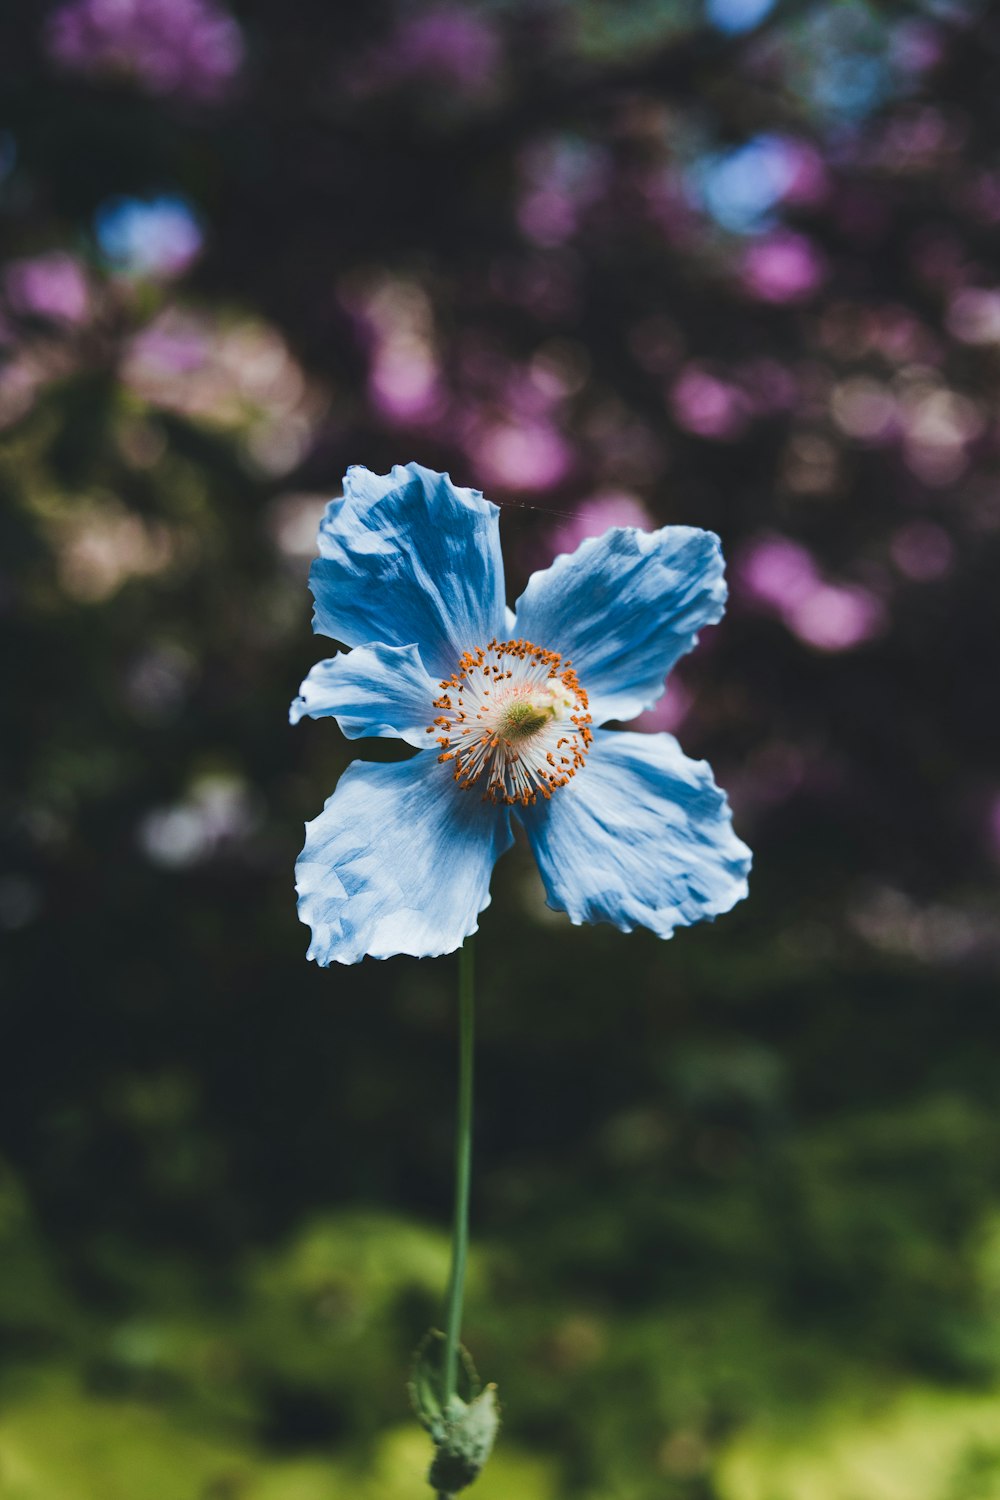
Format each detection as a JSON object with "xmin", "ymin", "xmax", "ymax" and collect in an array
[
  {"xmin": 475, "ymin": 420, "xmax": 573, "ymax": 492},
  {"xmin": 891, "ymin": 20, "xmax": 945, "ymax": 76},
  {"xmin": 670, "ymin": 368, "xmax": 746, "ymax": 440},
  {"xmin": 369, "ymin": 347, "xmax": 444, "ymax": 425},
  {"xmin": 517, "ymin": 138, "xmax": 607, "ymax": 248},
  {"xmin": 518, "ymin": 190, "xmax": 578, "ymax": 247},
  {"xmin": 780, "ymin": 141, "xmax": 829, "ymax": 206},
  {"xmin": 127, "ymin": 314, "xmax": 212, "ymax": 377},
  {"xmin": 739, "ymin": 536, "xmax": 818, "ymax": 611},
  {"xmin": 46, "ymin": 0, "xmax": 244, "ymax": 102},
  {"xmin": 738, "ymin": 535, "xmax": 885, "ymax": 651},
  {"xmin": 786, "ymin": 583, "xmax": 885, "ymax": 651},
  {"xmin": 741, "ymin": 231, "xmax": 825, "ymax": 303},
  {"xmin": 375, "ymin": 9, "xmax": 500, "ymax": 90},
  {"xmin": 5, "ymin": 252, "xmax": 91, "ymax": 324}
]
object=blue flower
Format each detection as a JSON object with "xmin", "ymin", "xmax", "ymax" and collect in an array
[{"xmin": 291, "ymin": 463, "xmax": 751, "ymax": 964}]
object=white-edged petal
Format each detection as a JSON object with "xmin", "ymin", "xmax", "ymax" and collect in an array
[
  {"xmin": 290, "ymin": 642, "xmax": 438, "ymax": 749},
  {"xmin": 518, "ymin": 729, "xmax": 751, "ymax": 938},
  {"xmin": 309, "ymin": 463, "xmax": 507, "ymax": 678},
  {"xmin": 296, "ymin": 752, "xmax": 514, "ymax": 964},
  {"xmin": 513, "ymin": 526, "xmax": 727, "ymax": 725}
]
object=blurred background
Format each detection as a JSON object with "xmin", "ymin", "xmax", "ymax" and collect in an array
[{"xmin": 2, "ymin": 0, "xmax": 1000, "ymax": 1496}]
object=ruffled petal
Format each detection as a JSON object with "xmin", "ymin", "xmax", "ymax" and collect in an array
[
  {"xmin": 309, "ymin": 463, "xmax": 507, "ymax": 679},
  {"xmin": 296, "ymin": 752, "xmax": 514, "ymax": 965},
  {"xmin": 512, "ymin": 526, "xmax": 727, "ymax": 725},
  {"xmin": 289, "ymin": 642, "xmax": 438, "ymax": 749},
  {"xmin": 518, "ymin": 730, "xmax": 751, "ymax": 938}
]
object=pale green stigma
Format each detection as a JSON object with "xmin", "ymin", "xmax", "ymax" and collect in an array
[
  {"xmin": 500, "ymin": 699, "xmax": 553, "ymax": 740},
  {"xmin": 431, "ymin": 639, "xmax": 593, "ymax": 806}
]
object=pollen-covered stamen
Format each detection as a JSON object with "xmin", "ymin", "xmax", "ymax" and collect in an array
[{"xmin": 428, "ymin": 638, "xmax": 592, "ymax": 805}]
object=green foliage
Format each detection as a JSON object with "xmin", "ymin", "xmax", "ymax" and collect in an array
[{"xmin": 720, "ymin": 1389, "xmax": 1000, "ymax": 1500}]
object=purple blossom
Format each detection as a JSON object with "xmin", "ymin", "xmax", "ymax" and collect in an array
[
  {"xmin": 739, "ymin": 536, "xmax": 817, "ymax": 613},
  {"xmin": 670, "ymin": 367, "xmax": 748, "ymax": 440},
  {"xmin": 737, "ymin": 535, "xmax": 885, "ymax": 652},
  {"xmin": 948, "ymin": 288, "xmax": 1000, "ymax": 345},
  {"xmin": 343, "ymin": 277, "xmax": 445, "ymax": 427},
  {"xmin": 46, "ymin": 0, "xmax": 244, "ymax": 103},
  {"xmin": 389, "ymin": 9, "xmax": 499, "ymax": 87},
  {"xmin": 474, "ymin": 418, "xmax": 573, "ymax": 492},
  {"xmin": 352, "ymin": 8, "xmax": 501, "ymax": 97},
  {"xmin": 517, "ymin": 139, "xmax": 608, "ymax": 248},
  {"xmin": 126, "ymin": 311, "xmax": 213, "ymax": 380},
  {"xmin": 787, "ymin": 581, "xmax": 884, "ymax": 652},
  {"xmin": 5, "ymin": 252, "xmax": 91, "ymax": 324},
  {"xmin": 890, "ymin": 20, "xmax": 945, "ymax": 77},
  {"xmin": 779, "ymin": 141, "xmax": 830, "ymax": 207},
  {"xmin": 370, "ymin": 348, "xmax": 444, "ymax": 425},
  {"xmin": 741, "ymin": 231, "xmax": 825, "ymax": 303}
]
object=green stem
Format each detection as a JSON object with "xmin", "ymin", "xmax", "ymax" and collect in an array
[{"xmin": 442, "ymin": 937, "xmax": 475, "ymax": 1409}]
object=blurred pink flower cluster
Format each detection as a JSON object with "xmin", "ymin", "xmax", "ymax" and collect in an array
[
  {"xmin": 349, "ymin": 7, "xmax": 501, "ymax": 99},
  {"xmin": 738, "ymin": 534, "xmax": 885, "ymax": 652},
  {"xmin": 517, "ymin": 137, "xmax": 610, "ymax": 248},
  {"xmin": 341, "ymin": 273, "xmax": 582, "ymax": 493},
  {"xmin": 669, "ymin": 357, "xmax": 799, "ymax": 441},
  {"xmin": 741, "ymin": 231, "xmax": 826, "ymax": 303},
  {"xmin": 5, "ymin": 252, "xmax": 91, "ymax": 325},
  {"xmin": 46, "ymin": 0, "xmax": 244, "ymax": 101}
]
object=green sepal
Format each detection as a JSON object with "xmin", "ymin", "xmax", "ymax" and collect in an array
[
  {"xmin": 409, "ymin": 1331, "xmax": 501, "ymax": 1495},
  {"xmin": 408, "ymin": 1329, "xmax": 480, "ymax": 1442},
  {"xmin": 427, "ymin": 1384, "xmax": 500, "ymax": 1496}
]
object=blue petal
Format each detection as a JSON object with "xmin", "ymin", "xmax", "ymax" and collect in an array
[
  {"xmin": 309, "ymin": 464, "xmax": 507, "ymax": 679},
  {"xmin": 290, "ymin": 641, "xmax": 437, "ymax": 749},
  {"xmin": 296, "ymin": 752, "xmax": 514, "ymax": 964},
  {"xmin": 512, "ymin": 527, "xmax": 727, "ymax": 725},
  {"xmin": 518, "ymin": 730, "xmax": 751, "ymax": 938}
]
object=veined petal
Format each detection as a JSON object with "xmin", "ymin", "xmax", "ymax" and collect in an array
[
  {"xmin": 289, "ymin": 642, "xmax": 437, "ymax": 749},
  {"xmin": 512, "ymin": 526, "xmax": 727, "ymax": 725},
  {"xmin": 518, "ymin": 730, "xmax": 750, "ymax": 938},
  {"xmin": 309, "ymin": 463, "xmax": 507, "ymax": 679},
  {"xmin": 296, "ymin": 753, "xmax": 514, "ymax": 965}
]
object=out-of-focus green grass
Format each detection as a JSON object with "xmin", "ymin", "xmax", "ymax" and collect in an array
[{"xmin": 7, "ymin": 1159, "xmax": 1000, "ymax": 1499}]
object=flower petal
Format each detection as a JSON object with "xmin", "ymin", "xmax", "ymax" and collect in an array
[
  {"xmin": 309, "ymin": 463, "xmax": 507, "ymax": 678},
  {"xmin": 289, "ymin": 642, "xmax": 437, "ymax": 749},
  {"xmin": 512, "ymin": 526, "xmax": 727, "ymax": 724},
  {"xmin": 296, "ymin": 752, "xmax": 514, "ymax": 964},
  {"xmin": 518, "ymin": 730, "xmax": 751, "ymax": 938}
]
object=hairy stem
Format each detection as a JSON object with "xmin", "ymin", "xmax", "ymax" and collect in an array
[{"xmin": 442, "ymin": 937, "xmax": 475, "ymax": 1408}]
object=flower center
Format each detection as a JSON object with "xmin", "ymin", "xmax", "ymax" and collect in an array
[{"xmin": 428, "ymin": 639, "xmax": 593, "ymax": 805}]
